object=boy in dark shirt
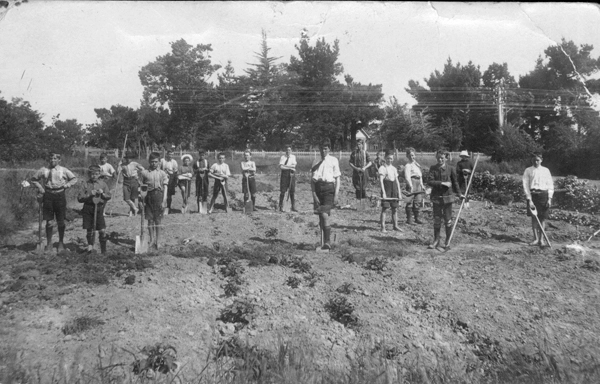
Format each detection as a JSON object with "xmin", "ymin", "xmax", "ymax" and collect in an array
[
  {"xmin": 428, "ymin": 149, "xmax": 463, "ymax": 250},
  {"xmin": 77, "ymin": 165, "xmax": 111, "ymax": 254}
]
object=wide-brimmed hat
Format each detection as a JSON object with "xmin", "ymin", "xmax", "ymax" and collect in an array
[
  {"xmin": 459, "ymin": 150, "xmax": 470, "ymax": 158},
  {"xmin": 181, "ymin": 154, "xmax": 193, "ymax": 162}
]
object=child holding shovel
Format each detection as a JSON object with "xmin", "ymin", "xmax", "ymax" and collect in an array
[
  {"xmin": 139, "ymin": 152, "xmax": 169, "ymax": 250},
  {"xmin": 193, "ymin": 150, "xmax": 210, "ymax": 213},
  {"xmin": 241, "ymin": 150, "xmax": 258, "ymax": 211},
  {"xmin": 77, "ymin": 165, "xmax": 111, "ymax": 254},
  {"xmin": 178, "ymin": 154, "xmax": 193, "ymax": 214},
  {"xmin": 403, "ymin": 147, "xmax": 425, "ymax": 224},
  {"xmin": 379, "ymin": 151, "xmax": 402, "ymax": 232},
  {"xmin": 208, "ymin": 152, "xmax": 231, "ymax": 214},
  {"xmin": 522, "ymin": 152, "xmax": 554, "ymax": 247},
  {"xmin": 160, "ymin": 149, "xmax": 178, "ymax": 215}
]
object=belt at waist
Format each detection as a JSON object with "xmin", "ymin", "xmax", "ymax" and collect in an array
[
  {"xmin": 530, "ymin": 189, "xmax": 548, "ymax": 194},
  {"xmin": 147, "ymin": 189, "xmax": 163, "ymax": 194},
  {"xmin": 315, "ymin": 180, "xmax": 334, "ymax": 184},
  {"xmin": 44, "ymin": 187, "xmax": 65, "ymax": 193},
  {"xmin": 411, "ymin": 176, "xmax": 421, "ymax": 179}
]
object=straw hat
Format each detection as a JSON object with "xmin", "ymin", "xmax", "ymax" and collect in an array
[
  {"xmin": 459, "ymin": 150, "xmax": 470, "ymax": 158},
  {"xmin": 181, "ymin": 154, "xmax": 193, "ymax": 162}
]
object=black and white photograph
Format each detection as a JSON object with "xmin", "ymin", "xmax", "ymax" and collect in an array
[{"xmin": 1, "ymin": 1, "xmax": 600, "ymax": 382}]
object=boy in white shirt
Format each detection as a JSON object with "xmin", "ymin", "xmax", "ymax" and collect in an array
[
  {"xmin": 208, "ymin": 153, "xmax": 231, "ymax": 213},
  {"xmin": 279, "ymin": 145, "xmax": 298, "ymax": 212},
  {"xmin": 403, "ymin": 147, "xmax": 425, "ymax": 224},
  {"xmin": 241, "ymin": 151, "xmax": 258, "ymax": 211},
  {"xmin": 160, "ymin": 149, "xmax": 178, "ymax": 214},
  {"xmin": 522, "ymin": 152, "xmax": 554, "ymax": 247},
  {"xmin": 311, "ymin": 143, "xmax": 341, "ymax": 250}
]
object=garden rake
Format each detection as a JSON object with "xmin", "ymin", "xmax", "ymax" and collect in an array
[{"xmin": 446, "ymin": 153, "xmax": 480, "ymax": 250}]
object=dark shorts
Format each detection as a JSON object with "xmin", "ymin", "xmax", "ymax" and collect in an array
[
  {"xmin": 212, "ymin": 179, "xmax": 228, "ymax": 199},
  {"xmin": 195, "ymin": 173, "xmax": 209, "ymax": 200},
  {"xmin": 527, "ymin": 190, "xmax": 550, "ymax": 220},
  {"xmin": 242, "ymin": 176, "xmax": 256, "ymax": 196},
  {"xmin": 381, "ymin": 180, "xmax": 399, "ymax": 208},
  {"xmin": 280, "ymin": 170, "xmax": 296, "ymax": 194},
  {"xmin": 405, "ymin": 178, "xmax": 424, "ymax": 207},
  {"xmin": 123, "ymin": 178, "xmax": 139, "ymax": 201},
  {"xmin": 433, "ymin": 202, "xmax": 453, "ymax": 227},
  {"xmin": 82, "ymin": 203, "xmax": 106, "ymax": 230},
  {"xmin": 43, "ymin": 190, "xmax": 67, "ymax": 223},
  {"xmin": 352, "ymin": 170, "xmax": 368, "ymax": 198},
  {"xmin": 178, "ymin": 178, "xmax": 192, "ymax": 190},
  {"xmin": 145, "ymin": 190, "xmax": 164, "ymax": 222},
  {"xmin": 314, "ymin": 181, "xmax": 335, "ymax": 215},
  {"xmin": 167, "ymin": 174, "xmax": 178, "ymax": 196}
]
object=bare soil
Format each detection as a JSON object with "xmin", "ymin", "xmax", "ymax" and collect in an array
[{"xmin": 1, "ymin": 173, "xmax": 600, "ymax": 380}]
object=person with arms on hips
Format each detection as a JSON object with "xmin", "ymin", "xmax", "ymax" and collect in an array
[
  {"xmin": 379, "ymin": 151, "xmax": 402, "ymax": 233},
  {"xmin": 77, "ymin": 165, "xmax": 111, "ymax": 254},
  {"xmin": 208, "ymin": 153, "xmax": 231, "ymax": 214},
  {"xmin": 118, "ymin": 153, "xmax": 144, "ymax": 217},
  {"xmin": 311, "ymin": 142, "xmax": 341, "ymax": 250},
  {"xmin": 241, "ymin": 151, "xmax": 258, "ymax": 211},
  {"xmin": 456, "ymin": 150, "xmax": 474, "ymax": 208},
  {"xmin": 279, "ymin": 145, "xmax": 298, "ymax": 212},
  {"xmin": 403, "ymin": 147, "xmax": 425, "ymax": 225},
  {"xmin": 160, "ymin": 149, "xmax": 178, "ymax": 214},
  {"xmin": 193, "ymin": 150, "xmax": 210, "ymax": 211},
  {"xmin": 30, "ymin": 152, "xmax": 78, "ymax": 253},
  {"xmin": 349, "ymin": 139, "xmax": 372, "ymax": 200},
  {"xmin": 522, "ymin": 152, "xmax": 554, "ymax": 247},
  {"xmin": 427, "ymin": 149, "xmax": 463, "ymax": 250},
  {"xmin": 139, "ymin": 152, "xmax": 169, "ymax": 250},
  {"xmin": 178, "ymin": 154, "xmax": 193, "ymax": 214}
]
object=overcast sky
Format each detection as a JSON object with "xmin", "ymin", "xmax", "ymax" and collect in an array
[{"xmin": 1, "ymin": 1, "xmax": 599, "ymax": 126}]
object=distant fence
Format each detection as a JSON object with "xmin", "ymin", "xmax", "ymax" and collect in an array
[{"xmin": 72, "ymin": 147, "xmax": 119, "ymax": 159}]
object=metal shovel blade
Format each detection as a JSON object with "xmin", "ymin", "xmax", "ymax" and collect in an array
[
  {"xmin": 244, "ymin": 200, "xmax": 254, "ymax": 215},
  {"xmin": 356, "ymin": 199, "xmax": 366, "ymax": 211},
  {"xmin": 135, "ymin": 235, "xmax": 148, "ymax": 254},
  {"xmin": 199, "ymin": 201, "xmax": 208, "ymax": 214}
]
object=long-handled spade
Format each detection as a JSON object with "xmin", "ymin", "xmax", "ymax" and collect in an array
[
  {"xmin": 529, "ymin": 204, "xmax": 552, "ymax": 248},
  {"xmin": 356, "ymin": 172, "xmax": 366, "ymax": 212},
  {"xmin": 243, "ymin": 174, "xmax": 253, "ymax": 215},
  {"xmin": 283, "ymin": 174, "xmax": 293, "ymax": 212},
  {"xmin": 197, "ymin": 175, "xmax": 208, "ymax": 214},
  {"xmin": 91, "ymin": 193, "xmax": 102, "ymax": 252},
  {"xmin": 36, "ymin": 199, "xmax": 44, "ymax": 255},
  {"xmin": 135, "ymin": 186, "xmax": 149, "ymax": 254},
  {"xmin": 446, "ymin": 153, "xmax": 480, "ymax": 250}
]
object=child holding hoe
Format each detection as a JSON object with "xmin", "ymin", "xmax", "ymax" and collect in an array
[
  {"xmin": 77, "ymin": 165, "xmax": 111, "ymax": 253},
  {"xmin": 139, "ymin": 152, "xmax": 169, "ymax": 250},
  {"xmin": 178, "ymin": 154, "xmax": 193, "ymax": 214},
  {"xmin": 31, "ymin": 152, "xmax": 78, "ymax": 253},
  {"xmin": 428, "ymin": 149, "xmax": 463, "ymax": 250}
]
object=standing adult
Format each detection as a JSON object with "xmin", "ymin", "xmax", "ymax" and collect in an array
[
  {"xmin": 160, "ymin": 149, "xmax": 178, "ymax": 214},
  {"xmin": 427, "ymin": 149, "xmax": 462, "ymax": 249},
  {"xmin": 311, "ymin": 143, "xmax": 341, "ymax": 250},
  {"xmin": 522, "ymin": 152, "xmax": 554, "ymax": 247},
  {"xmin": 456, "ymin": 150, "xmax": 474, "ymax": 207},
  {"xmin": 30, "ymin": 152, "xmax": 78, "ymax": 253},
  {"xmin": 279, "ymin": 145, "xmax": 297, "ymax": 212},
  {"xmin": 403, "ymin": 147, "xmax": 425, "ymax": 224},
  {"xmin": 349, "ymin": 139, "xmax": 372, "ymax": 200}
]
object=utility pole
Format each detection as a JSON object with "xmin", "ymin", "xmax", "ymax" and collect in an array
[{"xmin": 497, "ymin": 78, "xmax": 505, "ymax": 135}]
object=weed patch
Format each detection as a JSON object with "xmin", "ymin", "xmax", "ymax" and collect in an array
[
  {"xmin": 364, "ymin": 257, "xmax": 388, "ymax": 272},
  {"xmin": 130, "ymin": 343, "xmax": 178, "ymax": 375},
  {"xmin": 223, "ymin": 276, "xmax": 246, "ymax": 297},
  {"xmin": 286, "ymin": 275, "xmax": 302, "ymax": 289},
  {"xmin": 62, "ymin": 316, "xmax": 105, "ymax": 335},
  {"xmin": 324, "ymin": 295, "xmax": 360, "ymax": 328},
  {"xmin": 218, "ymin": 298, "xmax": 255, "ymax": 326}
]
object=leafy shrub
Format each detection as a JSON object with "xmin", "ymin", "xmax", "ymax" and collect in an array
[
  {"xmin": 304, "ymin": 271, "xmax": 319, "ymax": 287},
  {"xmin": 554, "ymin": 175, "xmax": 600, "ymax": 214},
  {"xmin": 220, "ymin": 260, "xmax": 245, "ymax": 278},
  {"xmin": 324, "ymin": 295, "xmax": 359, "ymax": 328},
  {"xmin": 218, "ymin": 298, "xmax": 255, "ymax": 325},
  {"xmin": 286, "ymin": 275, "xmax": 302, "ymax": 288},
  {"xmin": 364, "ymin": 257, "xmax": 388, "ymax": 272},
  {"xmin": 132, "ymin": 344, "xmax": 177, "ymax": 375},
  {"xmin": 223, "ymin": 276, "xmax": 245, "ymax": 297}
]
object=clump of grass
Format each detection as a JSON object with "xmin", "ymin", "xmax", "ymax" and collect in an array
[
  {"xmin": 265, "ymin": 228, "xmax": 279, "ymax": 238},
  {"xmin": 223, "ymin": 276, "xmax": 246, "ymax": 297},
  {"xmin": 324, "ymin": 295, "xmax": 359, "ymax": 328},
  {"xmin": 280, "ymin": 256, "xmax": 312, "ymax": 273},
  {"xmin": 62, "ymin": 316, "xmax": 105, "ymax": 335},
  {"xmin": 220, "ymin": 260, "xmax": 245, "ymax": 278}
]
